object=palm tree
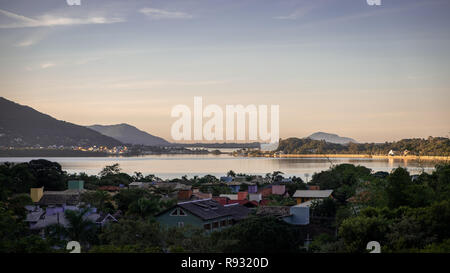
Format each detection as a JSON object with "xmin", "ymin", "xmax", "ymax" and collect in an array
[
  {"xmin": 64, "ymin": 208, "xmax": 97, "ymax": 245},
  {"xmin": 271, "ymin": 171, "xmax": 284, "ymax": 182},
  {"xmin": 81, "ymin": 190, "xmax": 111, "ymax": 212},
  {"xmin": 227, "ymin": 170, "xmax": 236, "ymax": 177}
]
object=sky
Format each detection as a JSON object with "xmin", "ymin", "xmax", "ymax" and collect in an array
[{"xmin": 0, "ymin": 0, "xmax": 449, "ymax": 143}]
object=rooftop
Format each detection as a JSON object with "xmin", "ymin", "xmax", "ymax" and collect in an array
[
  {"xmin": 292, "ymin": 190, "xmax": 333, "ymax": 198},
  {"xmin": 177, "ymin": 199, "xmax": 232, "ymax": 221},
  {"xmin": 160, "ymin": 198, "xmax": 251, "ymax": 222},
  {"xmin": 256, "ymin": 206, "xmax": 291, "ymax": 217},
  {"xmin": 223, "ymin": 203, "xmax": 251, "ymax": 220},
  {"xmin": 37, "ymin": 190, "xmax": 83, "ymax": 205}
]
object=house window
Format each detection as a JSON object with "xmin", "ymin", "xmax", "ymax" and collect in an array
[
  {"xmin": 170, "ymin": 208, "xmax": 187, "ymax": 216},
  {"xmin": 212, "ymin": 221, "xmax": 219, "ymax": 229},
  {"xmin": 177, "ymin": 222, "xmax": 184, "ymax": 228},
  {"xmin": 228, "ymin": 219, "xmax": 233, "ymax": 225},
  {"xmin": 204, "ymin": 223, "xmax": 211, "ymax": 230},
  {"xmin": 220, "ymin": 220, "xmax": 227, "ymax": 227}
]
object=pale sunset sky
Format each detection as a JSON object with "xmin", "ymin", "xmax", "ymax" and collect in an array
[{"xmin": 0, "ymin": 0, "xmax": 449, "ymax": 143}]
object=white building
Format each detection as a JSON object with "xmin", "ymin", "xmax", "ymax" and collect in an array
[{"xmin": 248, "ymin": 193, "xmax": 262, "ymax": 202}]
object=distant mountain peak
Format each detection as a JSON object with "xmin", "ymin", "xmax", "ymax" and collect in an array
[
  {"xmin": 87, "ymin": 123, "xmax": 169, "ymax": 146},
  {"xmin": 0, "ymin": 97, "xmax": 123, "ymax": 148},
  {"xmin": 307, "ymin": 132, "xmax": 357, "ymax": 144}
]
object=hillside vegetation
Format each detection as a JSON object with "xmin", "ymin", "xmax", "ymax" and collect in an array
[{"xmin": 276, "ymin": 137, "xmax": 450, "ymax": 156}]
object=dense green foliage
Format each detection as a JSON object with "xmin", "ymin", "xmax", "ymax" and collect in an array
[
  {"xmin": 0, "ymin": 159, "xmax": 67, "ymax": 197},
  {"xmin": 0, "ymin": 201, "xmax": 51, "ymax": 253},
  {"xmin": 309, "ymin": 163, "xmax": 450, "ymax": 253},
  {"xmin": 212, "ymin": 216, "xmax": 303, "ymax": 253},
  {"xmin": 276, "ymin": 136, "xmax": 450, "ymax": 156}
]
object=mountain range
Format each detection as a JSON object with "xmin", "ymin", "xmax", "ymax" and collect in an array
[
  {"xmin": 87, "ymin": 124, "xmax": 170, "ymax": 146},
  {"xmin": 0, "ymin": 97, "xmax": 358, "ymax": 148},
  {"xmin": 307, "ymin": 132, "xmax": 357, "ymax": 144},
  {"xmin": 0, "ymin": 97, "xmax": 122, "ymax": 148}
]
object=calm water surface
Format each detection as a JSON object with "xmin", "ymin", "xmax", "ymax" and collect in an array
[{"xmin": 0, "ymin": 154, "xmax": 438, "ymax": 180}]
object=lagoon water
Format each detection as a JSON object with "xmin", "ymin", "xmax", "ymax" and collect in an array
[{"xmin": 0, "ymin": 154, "xmax": 439, "ymax": 181}]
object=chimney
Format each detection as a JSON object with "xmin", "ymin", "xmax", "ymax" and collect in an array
[
  {"xmin": 68, "ymin": 180, "xmax": 84, "ymax": 191},
  {"xmin": 30, "ymin": 187, "xmax": 44, "ymax": 203}
]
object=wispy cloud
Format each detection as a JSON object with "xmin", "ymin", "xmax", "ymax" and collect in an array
[
  {"xmin": 139, "ymin": 8, "xmax": 193, "ymax": 20},
  {"xmin": 273, "ymin": 0, "xmax": 329, "ymax": 20},
  {"xmin": 0, "ymin": 8, "xmax": 124, "ymax": 29},
  {"xmin": 273, "ymin": 6, "xmax": 316, "ymax": 20},
  {"xmin": 104, "ymin": 79, "xmax": 226, "ymax": 89},
  {"xmin": 24, "ymin": 62, "xmax": 56, "ymax": 71},
  {"xmin": 16, "ymin": 39, "xmax": 36, "ymax": 47},
  {"xmin": 74, "ymin": 57, "xmax": 102, "ymax": 65},
  {"xmin": 40, "ymin": 62, "xmax": 56, "ymax": 69},
  {"xmin": 57, "ymin": 79, "xmax": 228, "ymax": 91}
]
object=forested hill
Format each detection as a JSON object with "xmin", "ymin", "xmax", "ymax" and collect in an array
[
  {"xmin": 0, "ymin": 97, "xmax": 123, "ymax": 148},
  {"xmin": 276, "ymin": 137, "xmax": 450, "ymax": 156}
]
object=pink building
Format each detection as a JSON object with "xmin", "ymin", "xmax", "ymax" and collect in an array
[{"xmin": 271, "ymin": 185, "xmax": 286, "ymax": 195}]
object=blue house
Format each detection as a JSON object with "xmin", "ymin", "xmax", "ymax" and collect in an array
[
  {"xmin": 248, "ymin": 184, "xmax": 258, "ymax": 193},
  {"xmin": 282, "ymin": 203, "xmax": 310, "ymax": 225},
  {"xmin": 220, "ymin": 176, "xmax": 233, "ymax": 183},
  {"xmin": 229, "ymin": 184, "xmax": 240, "ymax": 193}
]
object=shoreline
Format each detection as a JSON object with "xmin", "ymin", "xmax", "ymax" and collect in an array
[
  {"xmin": 251, "ymin": 154, "xmax": 449, "ymax": 161},
  {"xmin": 0, "ymin": 152, "xmax": 448, "ymax": 161}
]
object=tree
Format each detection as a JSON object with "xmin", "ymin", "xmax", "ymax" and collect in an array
[
  {"xmin": 428, "ymin": 164, "xmax": 450, "ymax": 202},
  {"xmin": 386, "ymin": 168, "xmax": 412, "ymax": 208},
  {"xmin": 29, "ymin": 159, "xmax": 66, "ymax": 191},
  {"xmin": 215, "ymin": 216, "xmax": 302, "ymax": 253},
  {"xmin": 99, "ymin": 163, "xmax": 121, "ymax": 177},
  {"xmin": 270, "ymin": 171, "xmax": 284, "ymax": 182},
  {"xmin": 0, "ymin": 162, "xmax": 36, "ymax": 195},
  {"xmin": 197, "ymin": 174, "xmax": 218, "ymax": 184},
  {"xmin": 113, "ymin": 188, "xmax": 152, "ymax": 212},
  {"xmin": 338, "ymin": 214, "xmax": 389, "ymax": 252},
  {"xmin": 64, "ymin": 208, "xmax": 97, "ymax": 246},
  {"xmin": 81, "ymin": 190, "xmax": 112, "ymax": 213},
  {"xmin": 132, "ymin": 172, "xmax": 144, "ymax": 182},
  {"xmin": 7, "ymin": 194, "xmax": 33, "ymax": 219},
  {"xmin": 100, "ymin": 219, "xmax": 163, "ymax": 250},
  {"xmin": 199, "ymin": 184, "xmax": 231, "ymax": 196},
  {"xmin": 285, "ymin": 180, "xmax": 307, "ymax": 196},
  {"xmin": 164, "ymin": 226, "xmax": 222, "ymax": 253},
  {"xmin": 227, "ymin": 170, "xmax": 236, "ymax": 177},
  {"xmin": 311, "ymin": 164, "xmax": 372, "ymax": 204},
  {"xmin": 0, "ymin": 202, "xmax": 51, "ymax": 253},
  {"xmin": 310, "ymin": 198, "xmax": 337, "ymax": 217},
  {"xmin": 127, "ymin": 197, "xmax": 161, "ymax": 219},
  {"xmin": 308, "ymin": 233, "xmax": 339, "ymax": 253},
  {"xmin": 89, "ymin": 244, "xmax": 161, "ymax": 253}
]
